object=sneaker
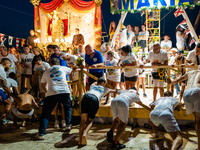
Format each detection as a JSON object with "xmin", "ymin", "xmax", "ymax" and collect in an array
[
  {"xmin": 111, "ymin": 141, "xmax": 126, "ymax": 149},
  {"xmin": 154, "ymin": 133, "xmax": 164, "ymax": 140},
  {"xmin": 137, "ymin": 92, "xmax": 140, "ymax": 96},
  {"xmin": 54, "ymin": 120, "xmax": 59, "ymax": 128},
  {"xmin": 104, "ymin": 98, "xmax": 109, "ymax": 105},
  {"xmin": 35, "ymin": 133, "xmax": 45, "ymax": 140},
  {"xmin": 1, "ymin": 118, "xmax": 9, "ymax": 124},
  {"xmin": 66, "ymin": 124, "xmax": 71, "ymax": 131},
  {"xmin": 143, "ymin": 93, "xmax": 147, "ymax": 98},
  {"xmin": 61, "ymin": 120, "xmax": 66, "ymax": 128},
  {"xmin": 107, "ymin": 130, "xmax": 113, "ymax": 142}
]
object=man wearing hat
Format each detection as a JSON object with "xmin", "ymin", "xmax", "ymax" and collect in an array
[{"xmin": 171, "ymin": 49, "xmax": 186, "ymax": 101}]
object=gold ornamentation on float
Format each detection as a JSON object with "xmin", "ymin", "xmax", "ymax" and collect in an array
[
  {"xmin": 63, "ymin": 0, "xmax": 70, "ymax": 3},
  {"xmin": 93, "ymin": 0, "xmax": 102, "ymax": 7},
  {"xmin": 30, "ymin": 0, "xmax": 41, "ymax": 6}
]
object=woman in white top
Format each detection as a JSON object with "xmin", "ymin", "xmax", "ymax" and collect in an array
[
  {"xmin": 175, "ymin": 26, "xmax": 186, "ymax": 50},
  {"xmin": 104, "ymin": 51, "xmax": 120, "ymax": 104},
  {"xmin": 118, "ymin": 45, "xmax": 138, "ymax": 90},
  {"xmin": 136, "ymin": 52, "xmax": 147, "ymax": 97}
]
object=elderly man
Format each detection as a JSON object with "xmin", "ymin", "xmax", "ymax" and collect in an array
[
  {"xmin": 186, "ymin": 43, "xmax": 200, "ymax": 71},
  {"xmin": 36, "ymin": 58, "xmax": 73, "ymax": 140},
  {"xmin": 0, "ymin": 46, "xmax": 19, "ymax": 78},
  {"xmin": 85, "ymin": 44, "xmax": 104, "ymax": 86},
  {"xmin": 144, "ymin": 43, "xmax": 168, "ymax": 101}
]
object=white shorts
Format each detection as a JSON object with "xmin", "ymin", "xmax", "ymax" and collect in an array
[
  {"xmin": 150, "ymin": 109, "xmax": 180, "ymax": 132},
  {"xmin": 183, "ymin": 87, "xmax": 200, "ymax": 114},
  {"xmin": 107, "ymin": 75, "xmax": 120, "ymax": 83},
  {"xmin": 111, "ymin": 98, "xmax": 129, "ymax": 123},
  {"xmin": 11, "ymin": 107, "xmax": 34, "ymax": 119},
  {"xmin": 153, "ymin": 79, "xmax": 164, "ymax": 88},
  {"xmin": 176, "ymin": 44, "xmax": 184, "ymax": 50}
]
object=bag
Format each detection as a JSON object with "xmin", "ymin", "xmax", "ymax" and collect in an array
[{"xmin": 152, "ymin": 72, "xmax": 160, "ymax": 79}]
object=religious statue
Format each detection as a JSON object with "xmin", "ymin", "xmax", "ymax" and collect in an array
[{"xmin": 48, "ymin": 8, "xmax": 64, "ymax": 42}]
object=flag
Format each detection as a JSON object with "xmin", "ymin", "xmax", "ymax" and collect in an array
[
  {"xmin": 0, "ymin": 33, "xmax": 5, "ymax": 42},
  {"xmin": 16, "ymin": 38, "xmax": 20, "ymax": 48},
  {"xmin": 176, "ymin": 19, "xmax": 188, "ymax": 29},
  {"xmin": 174, "ymin": 7, "xmax": 184, "ymax": 17},
  {"xmin": 184, "ymin": 29, "xmax": 190, "ymax": 39},
  {"xmin": 180, "ymin": 19, "xmax": 186, "ymax": 25},
  {"xmin": 21, "ymin": 38, "xmax": 26, "ymax": 47},
  {"xmin": 0, "ymin": 37, "xmax": 6, "ymax": 46},
  {"xmin": 8, "ymin": 36, "xmax": 14, "ymax": 45},
  {"xmin": 189, "ymin": 38, "xmax": 195, "ymax": 46}
]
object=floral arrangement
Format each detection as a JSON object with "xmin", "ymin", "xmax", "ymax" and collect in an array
[
  {"xmin": 71, "ymin": 95, "xmax": 79, "ymax": 109},
  {"xmin": 132, "ymin": 42, "xmax": 141, "ymax": 55},
  {"xmin": 76, "ymin": 56, "xmax": 84, "ymax": 66},
  {"xmin": 30, "ymin": 0, "xmax": 41, "ymax": 6},
  {"xmin": 157, "ymin": 68, "xmax": 166, "ymax": 81}
]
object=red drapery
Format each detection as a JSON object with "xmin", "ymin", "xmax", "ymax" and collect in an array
[
  {"xmin": 39, "ymin": 0, "xmax": 64, "ymax": 13},
  {"xmin": 69, "ymin": 0, "xmax": 95, "ymax": 11}
]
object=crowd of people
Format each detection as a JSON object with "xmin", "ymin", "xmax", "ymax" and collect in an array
[{"xmin": 0, "ymin": 24, "xmax": 200, "ymax": 149}]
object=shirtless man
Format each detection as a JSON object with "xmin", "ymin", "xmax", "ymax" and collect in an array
[{"xmin": 4, "ymin": 87, "xmax": 39, "ymax": 127}]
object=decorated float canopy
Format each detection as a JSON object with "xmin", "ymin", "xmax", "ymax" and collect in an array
[
  {"xmin": 31, "ymin": 0, "xmax": 102, "ymax": 50},
  {"xmin": 110, "ymin": 0, "xmax": 200, "ymax": 13}
]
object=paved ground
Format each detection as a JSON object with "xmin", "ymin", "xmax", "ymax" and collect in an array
[{"xmin": 0, "ymin": 122, "xmax": 198, "ymax": 150}]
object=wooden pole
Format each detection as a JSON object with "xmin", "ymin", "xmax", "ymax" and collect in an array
[
  {"xmin": 135, "ymin": 102, "xmax": 151, "ymax": 111},
  {"xmin": 188, "ymin": 10, "xmax": 200, "ymax": 46},
  {"xmin": 167, "ymin": 68, "xmax": 171, "ymax": 91},
  {"xmin": 78, "ymin": 70, "xmax": 83, "ymax": 113},
  {"xmin": 111, "ymin": 12, "xmax": 128, "ymax": 48},
  {"xmin": 181, "ymin": 7, "xmax": 199, "ymax": 44}
]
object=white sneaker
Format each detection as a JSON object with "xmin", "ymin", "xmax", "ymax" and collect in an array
[
  {"xmin": 35, "ymin": 133, "xmax": 44, "ymax": 140},
  {"xmin": 61, "ymin": 120, "xmax": 66, "ymax": 128},
  {"xmin": 54, "ymin": 120, "xmax": 59, "ymax": 128},
  {"xmin": 66, "ymin": 124, "xmax": 71, "ymax": 131}
]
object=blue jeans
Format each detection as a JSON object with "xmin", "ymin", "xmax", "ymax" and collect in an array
[
  {"xmin": 39, "ymin": 93, "xmax": 71, "ymax": 135},
  {"xmin": 175, "ymin": 83, "xmax": 180, "ymax": 95}
]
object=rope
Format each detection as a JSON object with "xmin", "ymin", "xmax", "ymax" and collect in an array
[{"xmin": 0, "ymin": 4, "xmax": 34, "ymax": 17}]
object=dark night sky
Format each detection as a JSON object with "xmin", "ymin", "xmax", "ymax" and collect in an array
[{"xmin": 0, "ymin": 0, "xmax": 200, "ymax": 51}]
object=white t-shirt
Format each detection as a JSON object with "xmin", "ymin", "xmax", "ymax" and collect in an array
[
  {"xmin": 6, "ymin": 78, "xmax": 18, "ymax": 88},
  {"xmin": 120, "ymin": 53, "xmax": 138, "ymax": 77},
  {"xmin": 147, "ymin": 50, "xmax": 168, "ymax": 72},
  {"xmin": 20, "ymin": 53, "xmax": 35, "ymax": 75},
  {"xmin": 116, "ymin": 90, "xmax": 141, "ymax": 106},
  {"xmin": 119, "ymin": 28, "xmax": 127, "ymax": 43},
  {"xmin": 104, "ymin": 51, "xmax": 120, "ymax": 63},
  {"xmin": 139, "ymin": 31, "xmax": 149, "ymax": 41},
  {"xmin": 127, "ymin": 31, "xmax": 135, "ymax": 45},
  {"xmin": 169, "ymin": 56, "xmax": 175, "ymax": 65},
  {"xmin": 80, "ymin": 53, "xmax": 85, "ymax": 60},
  {"xmin": 151, "ymin": 97, "xmax": 180, "ymax": 113},
  {"xmin": 0, "ymin": 64, "xmax": 7, "ymax": 80},
  {"xmin": 105, "ymin": 59, "xmax": 121, "ymax": 82},
  {"xmin": 65, "ymin": 55, "xmax": 79, "ymax": 81},
  {"xmin": 161, "ymin": 40, "xmax": 172, "ymax": 50},
  {"xmin": 34, "ymin": 62, "xmax": 51, "ymax": 79},
  {"xmin": 41, "ymin": 65, "xmax": 72, "ymax": 97},
  {"xmin": 0, "ymin": 53, "xmax": 18, "ymax": 76},
  {"xmin": 87, "ymin": 84, "xmax": 110, "ymax": 103},
  {"xmin": 176, "ymin": 31, "xmax": 184, "ymax": 48},
  {"xmin": 186, "ymin": 50, "xmax": 200, "ymax": 71}
]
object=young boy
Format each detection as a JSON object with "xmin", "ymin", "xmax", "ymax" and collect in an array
[
  {"xmin": 33, "ymin": 56, "xmax": 50, "ymax": 100},
  {"xmin": 79, "ymin": 77, "xmax": 112, "ymax": 145},
  {"xmin": 150, "ymin": 91, "xmax": 183, "ymax": 150},
  {"xmin": 107, "ymin": 87, "xmax": 150, "ymax": 149}
]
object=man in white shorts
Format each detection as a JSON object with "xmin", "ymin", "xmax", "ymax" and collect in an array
[
  {"xmin": 144, "ymin": 43, "xmax": 168, "ymax": 101},
  {"xmin": 150, "ymin": 91, "xmax": 183, "ymax": 150},
  {"xmin": 183, "ymin": 87, "xmax": 200, "ymax": 149},
  {"xmin": 107, "ymin": 87, "xmax": 150, "ymax": 149}
]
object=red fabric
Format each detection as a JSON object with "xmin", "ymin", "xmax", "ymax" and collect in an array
[
  {"xmin": 69, "ymin": 0, "xmax": 95, "ymax": 10},
  {"xmin": 47, "ymin": 19, "xmax": 68, "ymax": 36},
  {"xmin": 40, "ymin": 0, "xmax": 64, "ymax": 13},
  {"xmin": 94, "ymin": 4, "xmax": 101, "ymax": 26}
]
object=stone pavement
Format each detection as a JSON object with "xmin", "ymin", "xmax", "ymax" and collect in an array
[{"xmin": 0, "ymin": 122, "xmax": 198, "ymax": 150}]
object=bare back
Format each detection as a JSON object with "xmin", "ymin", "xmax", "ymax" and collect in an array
[{"xmin": 17, "ymin": 94, "xmax": 34, "ymax": 110}]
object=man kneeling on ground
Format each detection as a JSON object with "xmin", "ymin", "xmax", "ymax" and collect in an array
[
  {"xmin": 150, "ymin": 91, "xmax": 183, "ymax": 150},
  {"xmin": 107, "ymin": 87, "xmax": 150, "ymax": 149},
  {"xmin": 79, "ymin": 77, "xmax": 113, "ymax": 145}
]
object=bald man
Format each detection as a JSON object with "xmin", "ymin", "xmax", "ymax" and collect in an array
[{"xmin": 85, "ymin": 44, "xmax": 104, "ymax": 86}]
